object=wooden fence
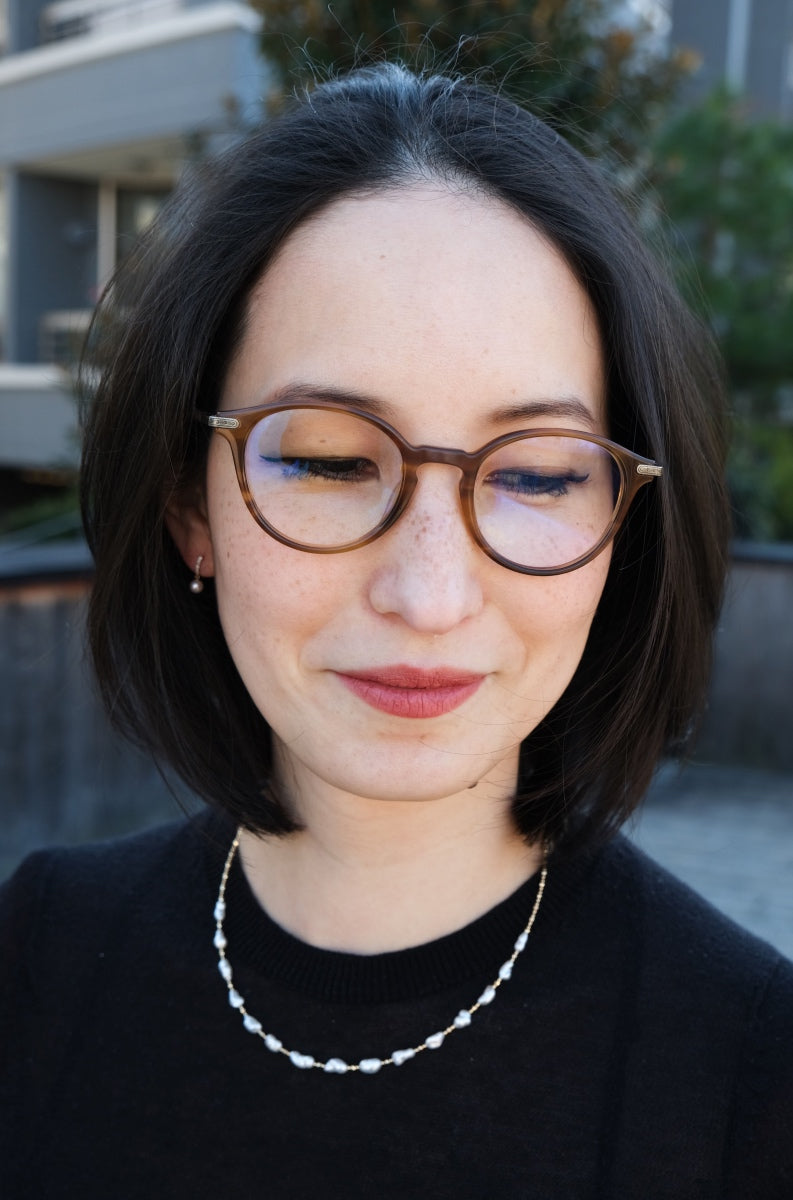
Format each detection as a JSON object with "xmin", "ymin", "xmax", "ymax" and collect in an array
[
  {"xmin": 0, "ymin": 576, "xmax": 183, "ymax": 880},
  {"xmin": 696, "ymin": 544, "xmax": 793, "ymax": 769}
]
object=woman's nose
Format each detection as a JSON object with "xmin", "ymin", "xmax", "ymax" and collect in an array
[{"xmin": 366, "ymin": 468, "xmax": 485, "ymax": 634}]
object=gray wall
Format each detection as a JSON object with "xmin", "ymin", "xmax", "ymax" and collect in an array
[
  {"xmin": 745, "ymin": 0, "xmax": 793, "ymax": 119},
  {"xmin": 671, "ymin": 0, "xmax": 793, "ymax": 118},
  {"xmin": 671, "ymin": 0, "xmax": 730, "ymax": 96},
  {"xmin": 5, "ymin": 0, "xmax": 49, "ymax": 55},
  {"xmin": 6, "ymin": 172, "xmax": 96, "ymax": 361}
]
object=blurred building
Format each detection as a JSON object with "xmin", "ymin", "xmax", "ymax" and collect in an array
[
  {"xmin": 0, "ymin": 0, "xmax": 265, "ymax": 478},
  {"xmin": 670, "ymin": 0, "xmax": 793, "ymax": 119}
]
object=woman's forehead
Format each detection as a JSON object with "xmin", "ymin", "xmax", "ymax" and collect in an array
[
  {"xmin": 225, "ymin": 184, "xmax": 606, "ymax": 434},
  {"xmin": 254, "ymin": 181, "xmax": 571, "ymax": 295}
]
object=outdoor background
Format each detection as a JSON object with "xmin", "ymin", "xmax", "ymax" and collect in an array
[{"xmin": 0, "ymin": 0, "xmax": 791, "ymax": 957}]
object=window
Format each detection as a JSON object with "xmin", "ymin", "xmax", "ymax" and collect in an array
[{"xmin": 116, "ymin": 186, "xmax": 170, "ymax": 263}]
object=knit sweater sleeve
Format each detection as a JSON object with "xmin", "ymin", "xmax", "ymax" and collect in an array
[
  {"xmin": 0, "ymin": 822, "xmax": 189, "ymax": 1197},
  {"xmin": 724, "ymin": 953, "xmax": 793, "ymax": 1199},
  {"xmin": 0, "ymin": 852, "xmax": 52, "ymax": 1185}
]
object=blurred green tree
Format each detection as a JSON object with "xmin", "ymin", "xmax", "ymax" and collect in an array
[
  {"xmin": 653, "ymin": 89, "xmax": 793, "ymax": 417},
  {"xmin": 652, "ymin": 90, "xmax": 793, "ymax": 539},
  {"xmin": 251, "ymin": 0, "xmax": 694, "ymax": 177}
]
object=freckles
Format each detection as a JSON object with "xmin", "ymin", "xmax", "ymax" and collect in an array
[
  {"xmin": 505, "ymin": 571, "xmax": 606, "ymax": 668},
  {"xmin": 551, "ymin": 559, "xmax": 609, "ymax": 619},
  {"xmin": 514, "ymin": 574, "xmax": 600, "ymax": 623}
]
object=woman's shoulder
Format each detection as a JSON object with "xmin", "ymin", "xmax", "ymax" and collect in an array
[
  {"xmin": 0, "ymin": 813, "xmax": 229, "ymax": 1067},
  {"xmin": 2, "ymin": 814, "xmax": 207, "ymax": 915},
  {"xmin": 529, "ymin": 835, "xmax": 793, "ymax": 1195},
  {"xmin": 583, "ymin": 834, "xmax": 793, "ymax": 1114},
  {"xmin": 594, "ymin": 833, "xmax": 792, "ymax": 988},
  {"xmin": 547, "ymin": 831, "xmax": 793, "ymax": 1070},
  {"xmin": 0, "ymin": 811, "xmax": 226, "ymax": 986},
  {"xmin": 597, "ymin": 837, "xmax": 793, "ymax": 1192}
]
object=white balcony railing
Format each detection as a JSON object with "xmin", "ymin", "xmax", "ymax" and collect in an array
[
  {"xmin": 39, "ymin": 309, "xmax": 93, "ymax": 366},
  {"xmin": 40, "ymin": 0, "xmax": 185, "ymax": 44}
]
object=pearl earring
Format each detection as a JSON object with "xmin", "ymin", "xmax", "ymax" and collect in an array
[{"xmin": 190, "ymin": 555, "xmax": 205, "ymax": 594}]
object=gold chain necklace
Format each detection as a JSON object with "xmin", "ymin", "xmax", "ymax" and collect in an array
[{"xmin": 214, "ymin": 828, "xmax": 548, "ymax": 1074}]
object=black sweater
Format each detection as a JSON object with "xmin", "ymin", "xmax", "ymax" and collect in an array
[{"xmin": 1, "ymin": 811, "xmax": 792, "ymax": 1199}]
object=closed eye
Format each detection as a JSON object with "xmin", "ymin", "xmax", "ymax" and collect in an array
[
  {"xmin": 485, "ymin": 469, "xmax": 589, "ymax": 499},
  {"xmin": 260, "ymin": 456, "xmax": 379, "ymax": 483}
]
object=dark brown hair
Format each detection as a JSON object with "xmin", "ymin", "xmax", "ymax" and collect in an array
[{"xmin": 80, "ymin": 64, "xmax": 730, "ymax": 851}]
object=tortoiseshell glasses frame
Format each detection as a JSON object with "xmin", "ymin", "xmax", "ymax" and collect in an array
[{"xmin": 196, "ymin": 402, "xmax": 663, "ymax": 577}]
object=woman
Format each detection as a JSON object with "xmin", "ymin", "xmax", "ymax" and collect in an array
[{"xmin": 2, "ymin": 65, "xmax": 791, "ymax": 1197}]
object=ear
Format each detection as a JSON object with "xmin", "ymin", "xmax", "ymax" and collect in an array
[{"xmin": 165, "ymin": 487, "xmax": 215, "ymax": 580}]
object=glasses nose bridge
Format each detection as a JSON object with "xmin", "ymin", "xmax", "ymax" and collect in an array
[
  {"xmin": 404, "ymin": 442, "xmax": 479, "ymax": 486},
  {"xmin": 395, "ymin": 442, "xmax": 481, "ymax": 542}
]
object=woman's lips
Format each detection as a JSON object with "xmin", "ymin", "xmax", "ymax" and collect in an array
[{"xmin": 336, "ymin": 666, "xmax": 484, "ymax": 718}]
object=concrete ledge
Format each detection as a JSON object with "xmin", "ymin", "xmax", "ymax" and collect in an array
[
  {"xmin": 0, "ymin": 538, "xmax": 94, "ymax": 585},
  {"xmin": 731, "ymin": 540, "xmax": 793, "ymax": 565}
]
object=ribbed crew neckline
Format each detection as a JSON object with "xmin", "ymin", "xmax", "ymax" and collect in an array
[{"xmin": 200, "ymin": 810, "xmax": 596, "ymax": 1006}]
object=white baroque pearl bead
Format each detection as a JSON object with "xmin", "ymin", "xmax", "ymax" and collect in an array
[
  {"xmin": 425, "ymin": 1031, "xmax": 445, "ymax": 1050},
  {"xmin": 214, "ymin": 901, "xmax": 226, "ymax": 921},
  {"xmin": 514, "ymin": 931, "xmax": 528, "ymax": 952},
  {"xmin": 324, "ymin": 1058, "xmax": 349, "ymax": 1074},
  {"xmin": 218, "ymin": 958, "xmax": 232, "ymax": 981},
  {"xmin": 358, "ymin": 1058, "xmax": 383, "ymax": 1074},
  {"xmin": 391, "ymin": 1048, "xmax": 416, "ymax": 1066},
  {"xmin": 243, "ymin": 1014, "xmax": 262, "ymax": 1034},
  {"xmin": 290, "ymin": 1051, "xmax": 315, "ymax": 1069},
  {"xmin": 498, "ymin": 961, "xmax": 513, "ymax": 980},
  {"xmin": 478, "ymin": 986, "xmax": 497, "ymax": 1005},
  {"xmin": 228, "ymin": 989, "xmax": 244, "ymax": 1009},
  {"xmin": 264, "ymin": 1034, "xmax": 283, "ymax": 1052},
  {"xmin": 453, "ymin": 1010, "xmax": 472, "ymax": 1028},
  {"xmin": 213, "ymin": 929, "xmax": 227, "ymax": 949}
]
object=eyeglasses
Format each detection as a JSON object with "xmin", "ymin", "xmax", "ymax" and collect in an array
[{"xmin": 197, "ymin": 402, "xmax": 662, "ymax": 576}]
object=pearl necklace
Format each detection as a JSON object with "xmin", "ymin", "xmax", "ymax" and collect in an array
[{"xmin": 214, "ymin": 828, "xmax": 548, "ymax": 1075}]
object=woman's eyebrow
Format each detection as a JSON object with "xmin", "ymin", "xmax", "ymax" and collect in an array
[
  {"xmin": 262, "ymin": 383, "xmax": 598, "ymax": 430},
  {"xmin": 263, "ymin": 382, "xmax": 399, "ymax": 420},
  {"xmin": 487, "ymin": 398, "xmax": 599, "ymax": 429}
]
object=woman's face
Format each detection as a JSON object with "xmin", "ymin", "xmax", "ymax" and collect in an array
[{"xmin": 194, "ymin": 184, "xmax": 610, "ymax": 811}]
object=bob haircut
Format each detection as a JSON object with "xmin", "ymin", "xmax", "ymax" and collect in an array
[{"xmin": 80, "ymin": 63, "xmax": 730, "ymax": 853}]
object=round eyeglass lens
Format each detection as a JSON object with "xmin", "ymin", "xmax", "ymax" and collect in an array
[
  {"xmin": 243, "ymin": 408, "xmax": 404, "ymax": 547},
  {"xmin": 474, "ymin": 435, "xmax": 621, "ymax": 570}
]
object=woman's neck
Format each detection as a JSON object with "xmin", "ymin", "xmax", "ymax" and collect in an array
[{"xmin": 237, "ymin": 771, "xmax": 542, "ymax": 954}]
